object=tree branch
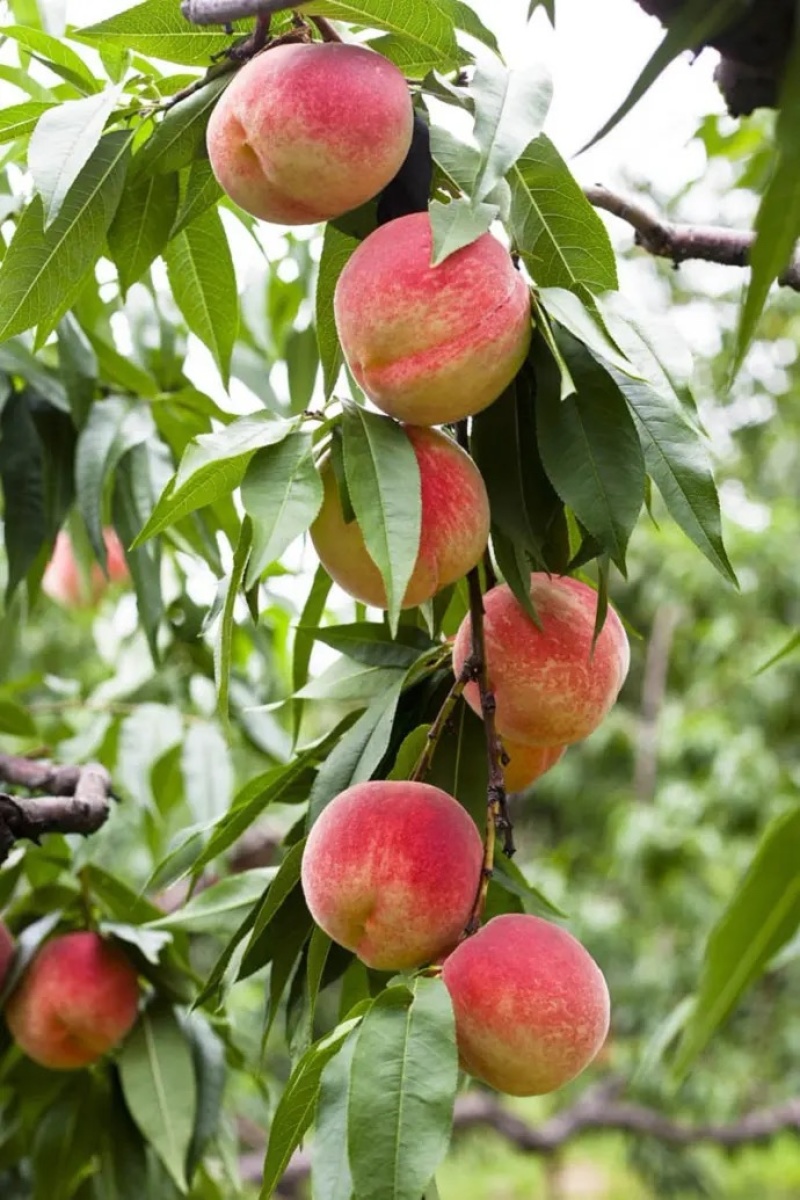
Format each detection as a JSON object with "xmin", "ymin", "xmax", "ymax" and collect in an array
[
  {"xmin": 243, "ymin": 1082, "xmax": 800, "ymax": 1192},
  {"xmin": 585, "ymin": 184, "xmax": 800, "ymax": 290},
  {"xmin": 0, "ymin": 757, "xmax": 113, "ymax": 864}
]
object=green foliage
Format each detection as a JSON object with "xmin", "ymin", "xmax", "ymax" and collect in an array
[{"xmin": 0, "ymin": 2, "xmax": 797, "ymax": 1197}]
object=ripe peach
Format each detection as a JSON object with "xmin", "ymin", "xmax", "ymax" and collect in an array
[
  {"xmin": 453, "ymin": 574, "xmax": 629, "ymax": 746},
  {"xmin": 42, "ymin": 528, "xmax": 128, "ymax": 607},
  {"xmin": 310, "ymin": 424, "xmax": 490, "ymax": 609},
  {"xmin": 206, "ymin": 43, "xmax": 413, "ymax": 225},
  {"xmin": 301, "ymin": 780, "xmax": 483, "ymax": 971},
  {"xmin": 502, "ymin": 739, "xmax": 565, "ymax": 792},
  {"xmin": 442, "ymin": 913, "xmax": 610, "ymax": 1096},
  {"xmin": 0, "ymin": 921, "xmax": 15, "ymax": 994},
  {"xmin": 334, "ymin": 212, "xmax": 532, "ymax": 425},
  {"xmin": 5, "ymin": 932, "xmax": 140, "ymax": 1070}
]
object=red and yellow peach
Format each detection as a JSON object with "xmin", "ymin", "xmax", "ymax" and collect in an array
[
  {"xmin": 310, "ymin": 424, "xmax": 490, "ymax": 609},
  {"xmin": 206, "ymin": 43, "xmax": 413, "ymax": 225},
  {"xmin": 442, "ymin": 913, "xmax": 610, "ymax": 1096},
  {"xmin": 334, "ymin": 212, "xmax": 532, "ymax": 425},
  {"xmin": 453, "ymin": 574, "xmax": 629, "ymax": 746},
  {"xmin": 301, "ymin": 780, "xmax": 483, "ymax": 971},
  {"xmin": 5, "ymin": 932, "xmax": 140, "ymax": 1070}
]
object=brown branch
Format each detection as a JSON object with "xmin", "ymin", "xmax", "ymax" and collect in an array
[
  {"xmin": 454, "ymin": 422, "xmax": 514, "ymax": 933},
  {"xmin": 241, "ymin": 1082, "xmax": 800, "ymax": 1193},
  {"xmin": 585, "ymin": 184, "xmax": 800, "ymax": 291},
  {"xmin": 0, "ymin": 757, "xmax": 113, "ymax": 864}
]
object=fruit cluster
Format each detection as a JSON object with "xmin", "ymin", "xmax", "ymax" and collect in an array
[{"xmin": 204, "ymin": 40, "xmax": 631, "ymax": 1097}]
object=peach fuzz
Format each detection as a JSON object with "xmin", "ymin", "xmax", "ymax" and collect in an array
[
  {"xmin": 310, "ymin": 424, "xmax": 490, "ymax": 609},
  {"xmin": 442, "ymin": 913, "xmax": 610, "ymax": 1096},
  {"xmin": 0, "ymin": 921, "xmax": 14, "ymax": 994},
  {"xmin": 301, "ymin": 780, "xmax": 483, "ymax": 971},
  {"xmin": 206, "ymin": 43, "xmax": 413, "ymax": 225},
  {"xmin": 334, "ymin": 212, "xmax": 532, "ymax": 425},
  {"xmin": 43, "ymin": 528, "xmax": 128, "ymax": 608},
  {"xmin": 502, "ymin": 739, "xmax": 565, "ymax": 793},
  {"xmin": 5, "ymin": 932, "xmax": 140, "ymax": 1070},
  {"xmin": 453, "ymin": 574, "xmax": 630, "ymax": 747}
]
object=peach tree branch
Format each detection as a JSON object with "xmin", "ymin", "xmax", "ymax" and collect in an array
[
  {"xmin": 586, "ymin": 184, "xmax": 800, "ymax": 290},
  {"xmin": 0, "ymin": 756, "xmax": 113, "ymax": 864},
  {"xmin": 256, "ymin": 1085, "xmax": 800, "ymax": 1192}
]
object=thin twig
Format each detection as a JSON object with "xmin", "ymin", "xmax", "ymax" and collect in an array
[
  {"xmin": 410, "ymin": 664, "xmax": 474, "ymax": 783},
  {"xmin": 585, "ymin": 184, "xmax": 800, "ymax": 290},
  {"xmin": 310, "ymin": 15, "xmax": 343, "ymax": 42}
]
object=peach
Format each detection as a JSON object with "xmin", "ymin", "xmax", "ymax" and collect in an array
[
  {"xmin": 453, "ymin": 574, "xmax": 629, "ymax": 746},
  {"xmin": 502, "ymin": 739, "xmax": 565, "ymax": 792},
  {"xmin": 301, "ymin": 780, "xmax": 483, "ymax": 971},
  {"xmin": 43, "ymin": 528, "xmax": 128, "ymax": 607},
  {"xmin": 310, "ymin": 424, "xmax": 490, "ymax": 609},
  {"xmin": 5, "ymin": 932, "xmax": 140, "ymax": 1070},
  {"xmin": 334, "ymin": 212, "xmax": 532, "ymax": 425},
  {"xmin": 0, "ymin": 921, "xmax": 15, "ymax": 994},
  {"xmin": 442, "ymin": 913, "xmax": 610, "ymax": 1096},
  {"xmin": 206, "ymin": 43, "xmax": 413, "ymax": 225}
]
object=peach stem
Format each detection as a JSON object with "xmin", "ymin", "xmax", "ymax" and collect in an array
[{"xmin": 454, "ymin": 422, "xmax": 515, "ymax": 934}]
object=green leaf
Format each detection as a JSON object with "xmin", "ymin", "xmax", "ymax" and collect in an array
[
  {"xmin": 0, "ymin": 695, "xmax": 36, "ymax": 737},
  {"xmin": 348, "ymin": 977, "xmax": 458, "ymax": 1200},
  {"xmin": 610, "ymin": 368, "xmax": 736, "ymax": 585},
  {"xmin": 132, "ymin": 75, "xmax": 229, "ymax": 180},
  {"xmin": 0, "ymin": 101, "xmax": 55, "ymax": 146},
  {"xmin": 108, "ymin": 171, "xmax": 180, "ymax": 293},
  {"xmin": 164, "ymin": 205, "xmax": 238, "ymax": 384},
  {"xmin": 316, "ymin": 220, "xmax": 360, "ymax": 398},
  {"xmin": 29, "ymin": 85, "xmax": 122, "ymax": 227},
  {"xmin": 0, "ymin": 130, "xmax": 131, "ymax": 343},
  {"xmin": 118, "ymin": 1004, "xmax": 198, "ymax": 1191},
  {"xmin": 313, "ymin": 1035, "xmax": 357, "ymax": 1200},
  {"xmin": 306, "ymin": 622, "xmax": 435, "ymax": 669},
  {"xmin": 243, "ymin": 839, "xmax": 307, "ymax": 957},
  {"xmin": 471, "ymin": 374, "xmax": 564, "ymax": 570},
  {"xmin": 148, "ymin": 869, "xmax": 274, "ymax": 935},
  {"xmin": 31, "ymin": 1074, "xmax": 99, "ymax": 1200},
  {"xmin": 75, "ymin": 3, "xmax": 253, "ymax": 66},
  {"xmin": 534, "ymin": 329, "xmax": 644, "ymax": 572},
  {"xmin": 470, "ymin": 54, "xmax": 552, "ymax": 202},
  {"xmin": 172, "ymin": 158, "xmax": 223, "ymax": 239},
  {"xmin": 734, "ymin": 28, "xmax": 800, "ymax": 373},
  {"xmin": 507, "ymin": 134, "xmax": 617, "ymax": 297},
  {"xmin": 584, "ymin": 0, "xmax": 752, "ymax": 151},
  {"xmin": 95, "ymin": 1071, "xmax": 150, "ymax": 1200},
  {"xmin": 2, "ymin": 25, "xmax": 100, "ymax": 94},
  {"xmin": 306, "ymin": 679, "xmax": 405, "ymax": 825},
  {"xmin": 286, "ymin": 324, "xmax": 320, "ymax": 414},
  {"xmin": 75, "ymin": 397, "xmax": 154, "ymax": 565},
  {"xmin": 304, "ymin": 0, "xmax": 459, "ymax": 66},
  {"xmin": 342, "ymin": 404, "xmax": 421, "ymax": 632},
  {"xmin": 180, "ymin": 719, "xmax": 234, "ymax": 824},
  {"xmin": 754, "ymin": 630, "xmax": 800, "ymax": 676},
  {"xmin": 293, "ymin": 565, "xmax": 333, "ymax": 741},
  {"xmin": 442, "ymin": 0, "xmax": 499, "ymax": 50},
  {"xmin": 134, "ymin": 412, "xmax": 293, "ymax": 544},
  {"xmin": 673, "ymin": 805, "xmax": 800, "ymax": 1079},
  {"xmin": 212, "ymin": 518, "xmax": 252, "ymax": 723},
  {"xmin": 260, "ymin": 1019, "xmax": 362, "ymax": 1199},
  {"xmin": 0, "ymin": 390, "xmax": 46, "ymax": 600},
  {"xmin": 428, "ymin": 197, "xmax": 498, "ymax": 265},
  {"xmin": 241, "ymin": 431, "xmax": 323, "ymax": 588},
  {"xmin": 183, "ymin": 1013, "xmax": 226, "ymax": 1181},
  {"xmin": 112, "ymin": 444, "xmax": 165, "ymax": 660},
  {"xmin": 538, "ymin": 286, "xmax": 641, "ymax": 381}
]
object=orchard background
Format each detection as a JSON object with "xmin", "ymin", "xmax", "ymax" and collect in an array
[{"xmin": 0, "ymin": 0, "xmax": 799, "ymax": 1197}]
